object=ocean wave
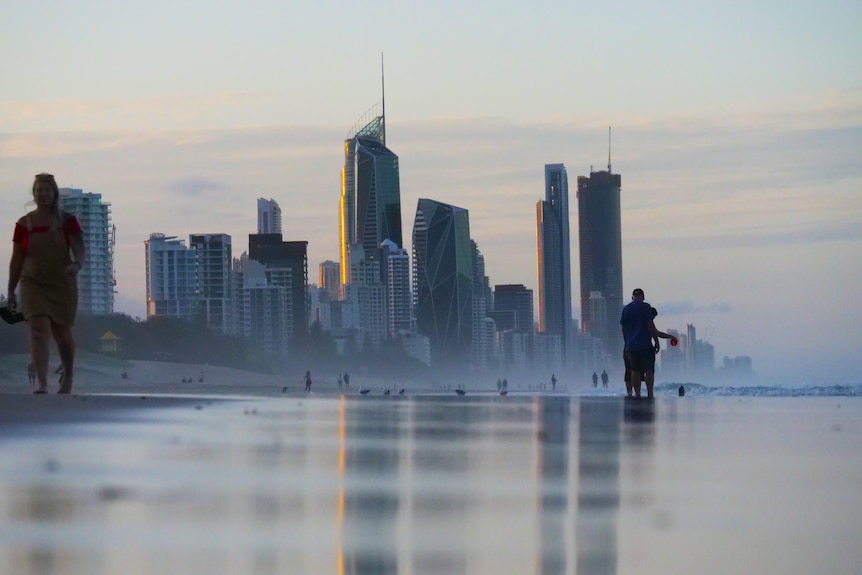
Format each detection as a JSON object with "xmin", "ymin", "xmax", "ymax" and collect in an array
[{"xmin": 656, "ymin": 382, "xmax": 862, "ymax": 397}]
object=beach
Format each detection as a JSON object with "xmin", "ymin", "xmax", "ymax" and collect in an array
[{"xmin": 0, "ymin": 382, "xmax": 860, "ymax": 574}]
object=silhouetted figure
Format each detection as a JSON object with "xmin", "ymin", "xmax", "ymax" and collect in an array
[
  {"xmin": 592, "ymin": 372, "xmax": 598, "ymax": 388},
  {"xmin": 398, "ymin": 388, "xmax": 405, "ymax": 395},
  {"xmin": 303, "ymin": 370, "xmax": 312, "ymax": 393},
  {"xmin": 601, "ymin": 370, "xmax": 608, "ymax": 388},
  {"xmin": 678, "ymin": 385, "xmax": 685, "ymax": 397},
  {"xmin": 337, "ymin": 373, "xmax": 343, "ymax": 388},
  {"xmin": 120, "ymin": 371, "xmax": 128, "ymax": 379},
  {"xmin": 502, "ymin": 378, "xmax": 508, "ymax": 391},
  {"xmin": 342, "ymin": 372, "xmax": 350, "ymax": 388},
  {"xmin": 551, "ymin": 374, "xmax": 557, "ymax": 391},
  {"xmin": 496, "ymin": 378, "xmax": 502, "ymax": 391}
]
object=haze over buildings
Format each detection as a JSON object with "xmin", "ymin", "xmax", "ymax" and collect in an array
[{"xmin": 1, "ymin": 2, "xmax": 859, "ymax": 383}]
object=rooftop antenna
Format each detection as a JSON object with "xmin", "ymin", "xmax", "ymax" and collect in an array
[
  {"xmin": 381, "ymin": 52, "xmax": 386, "ymax": 146},
  {"xmin": 607, "ymin": 126, "xmax": 612, "ymax": 173}
]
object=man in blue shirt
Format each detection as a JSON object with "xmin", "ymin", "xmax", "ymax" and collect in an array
[{"xmin": 621, "ymin": 288, "xmax": 672, "ymax": 398}]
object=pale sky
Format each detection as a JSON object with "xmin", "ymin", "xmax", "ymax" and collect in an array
[{"xmin": 2, "ymin": 1, "xmax": 861, "ymax": 384}]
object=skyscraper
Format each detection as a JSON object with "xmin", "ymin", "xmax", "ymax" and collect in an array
[
  {"xmin": 145, "ymin": 234, "xmax": 198, "ymax": 319},
  {"xmin": 536, "ymin": 164, "xmax": 573, "ymax": 361},
  {"xmin": 257, "ymin": 198, "xmax": 282, "ymax": 234},
  {"xmin": 318, "ymin": 260, "xmax": 341, "ymax": 301},
  {"xmin": 412, "ymin": 199, "xmax": 473, "ymax": 367},
  {"xmin": 189, "ymin": 233, "xmax": 232, "ymax": 333},
  {"xmin": 59, "ymin": 188, "xmax": 114, "ymax": 315},
  {"xmin": 492, "ymin": 284, "xmax": 534, "ymax": 334},
  {"xmin": 248, "ymin": 234, "xmax": 309, "ymax": 344},
  {"xmin": 577, "ymin": 164, "xmax": 623, "ymax": 361},
  {"xmin": 339, "ymin": 77, "xmax": 401, "ymax": 287}
]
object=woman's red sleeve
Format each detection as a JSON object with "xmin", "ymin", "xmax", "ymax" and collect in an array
[
  {"xmin": 64, "ymin": 216, "xmax": 83, "ymax": 236},
  {"xmin": 12, "ymin": 223, "xmax": 26, "ymax": 243}
]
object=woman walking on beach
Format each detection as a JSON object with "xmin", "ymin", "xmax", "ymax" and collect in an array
[
  {"xmin": 6, "ymin": 173, "xmax": 85, "ymax": 394},
  {"xmin": 303, "ymin": 371, "xmax": 312, "ymax": 393}
]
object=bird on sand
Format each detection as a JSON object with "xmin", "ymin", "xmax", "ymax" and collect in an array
[
  {"xmin": 455, "ymin": 389, "xmax": 466, "ymax": 396},
  {"xmin": 359, "ymin": 388, "xmax": 370, "ymax": 395}
]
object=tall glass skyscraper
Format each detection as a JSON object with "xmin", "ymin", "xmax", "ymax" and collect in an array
[
  {"xmin": 577, "ymin": 168, "xmax": 623, "ymax": 361},
  {"xmin": 339, "ymin": 107, "xmax": 402, "ymax": 287},
  {"xmin": 412, "ymin": 199, "xmax": 473, "ymax": 367},
  {"xmin": 536, "ymin": 164, "xmax": 572, "ymax": 361}
]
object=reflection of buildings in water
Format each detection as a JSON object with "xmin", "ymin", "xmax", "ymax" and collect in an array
[
  {"xmin": 340, "ymin": 399, "xmax": 402, "ymax": 575},
  {"xmin": 536, "ymin": 396, "xmax": 571, "ymax": 575},
  {"xmin": 409, "ymin": 398, "xmax": 472, "ymax": 575},
  {"xmin": 576, "ymin": 398, "xmax": 623, "ymax": 575}
]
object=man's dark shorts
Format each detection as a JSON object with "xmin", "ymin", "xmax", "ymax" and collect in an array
[{"xmin": 627, "ymin": 348, "xmax": 655, "ymax": 374}]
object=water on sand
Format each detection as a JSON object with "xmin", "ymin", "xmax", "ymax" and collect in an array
[{"xmin": 0, "ymin": 393, "xmax": 860, "ymax": 575}]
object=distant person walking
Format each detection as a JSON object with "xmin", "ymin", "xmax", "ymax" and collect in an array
[
  {"xmin": 343, "ymin": 371, "xmax": 350, "ymax": 388},
  {"xmin": 551, "ymin": 374, "xmax": 557, "ymax": 391},
  {"xmin": 337, "ymin": 373, "xmax": 343, "ymax": 388},
  {"xmin": 601, "ymin": 370, "xmax": 609, "ymax": 388},
  {"xmin": 592, "ymin": 372, "xmax": 598, "ymax": 388},
  {"xmin": 303, "ymin": 370, "xmax": 312, "ymax": 393},
  {"xmin": 6, "ymin": 173, "xmax": 85, "ymax": 394}
]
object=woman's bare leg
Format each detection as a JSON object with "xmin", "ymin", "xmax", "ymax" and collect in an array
[
  {"xmin": 52, "ymin": 321, "xmax": 76, "ymax": 393},
  {"xmin": 28, "ymin": 316, "xmax": 52, "ymax": 393}
]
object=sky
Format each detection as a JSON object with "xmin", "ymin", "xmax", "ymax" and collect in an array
[{"xmin": 2, "ymin": 1, "xmax": 861, "ymax": 384}]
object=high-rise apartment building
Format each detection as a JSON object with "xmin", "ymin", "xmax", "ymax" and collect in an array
[
  {"xmin": 189, "ymin": 234, "xmax": 232, "ymax": 333},
  {"xmin": 231, "ymin": 253, "xmax": 289, "ymax": 356},
  {"xmin": 248, "ymin": 234, "xmax": 309, "ymax": 343},
  {"xmin": 471, "ymin": 240, "xmax": 495, "ymax": 372},
  {"xmin": 257, "ymin": 198, "xmax": 282, "ymax": 235},
  {"xmin": 536, "ymin": 164, "xmax": 573, "ymax": 361},
  {"xmin": 382, "ymin": 240, "xmax": 411, "ymax": 336},
  {"xmin": 492, "ymin": 284, "xmax": 534, "ymax": 334},
  {"xmin": 145, "ymin": 234, "xmax": 198, "ymax": 319},
  {"xmin": 412, "ymin": 199, "xmax": 473, "ymax": 367},
  {"xmin": 59, "ymin": 188, "xmax": 114, "ymax": 314},
  {"xmin": 318, "ymin": 260, "xmax": 341, "ymax": 302},
  {"xmin": 577, "ymin": 166, "xmax": 623, "ymax": 361}
]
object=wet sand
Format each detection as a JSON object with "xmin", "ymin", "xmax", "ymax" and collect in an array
[{"xmin": 0, "ymin": 392, "xmax": 860, "ymax": 575}]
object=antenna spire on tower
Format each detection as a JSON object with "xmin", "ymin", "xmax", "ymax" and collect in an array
[
  {"xmin": 381, "ymin": 52, "xmax": 386, "ymax": 146},
  {"xmin": 608, "ymin": 126, "xmax": 612, "ymax": 173}
]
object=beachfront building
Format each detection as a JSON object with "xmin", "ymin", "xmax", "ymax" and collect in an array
[
  {"xmin": 257, "ymin": 198, "xmax": 282, "ymax": 235},
  {"xmin": 338, "ymin": 86, "xmax": 403, "ymax": 351},
  {"xmin": 536, "ymin": 164, "xmax": 573, "ymax": 365},
  {"xmin": 145, "ymin": 233, "xmax": 198, "ymax": 319},
  {"xmin": 412, "ymin": 198, "xmax": 474, "ymax": 369},
  {"xmin": 491, "ymin": 284, "xmax": 534, "ymax": 334},
  {"xmin": 189, "ymin": 234, "xmax": 232, "ymax": 334},
  {"xmin": 577, "ymin": 160, "xmax": 623, "ymax": 363},
  {"xmin": 248, "ymin": 234, "xmax": 308, "ymax": 345},
  {"xmin": 59, "ymin": 188, "xmax": 115, "ymax": 315},
  {"xmin": 230, "ymin": 253, "xmax": 289, "ymax": 356}
]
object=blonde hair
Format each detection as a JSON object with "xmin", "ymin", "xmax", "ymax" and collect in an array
[{"xmin": 32, "ymin": 173, "xmax": 62, "ymax": 224}]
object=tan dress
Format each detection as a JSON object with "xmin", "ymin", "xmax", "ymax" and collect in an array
[{"xmin": 19, "ymin": 215, "xmax": 78, "ymax": 326}]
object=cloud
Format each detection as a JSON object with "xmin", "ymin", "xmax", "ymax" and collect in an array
[{"xmin": 167, "ymin": 177, "xmax": 227, "ymax": 198}]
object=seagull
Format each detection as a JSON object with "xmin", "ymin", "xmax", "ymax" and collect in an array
[
  {"xmin": 500, "ymin": 390, "xmax": 508, "ymax": 396},
  {"xmin": 455, "ymin": 389, "xmax": 466, "ymax": 396},
  {"xmin": 383, "ymin": 388, "xmax": 391, "ymax": 396},
  {"xmin": 359, "ymin": 388, "xmax": 370, "ymax": 395},
  {"xmin": 282, "ymin": 386, "xmax": 289, "ymax": 393},
  {"xmin": 398, "ymin": 389, "xmax": 405, "ymax": 395}
]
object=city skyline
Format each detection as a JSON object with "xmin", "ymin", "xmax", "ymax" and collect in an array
[{"xmin": 2, "ymin": 1, "xmax": 860, "ymax": 383}]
